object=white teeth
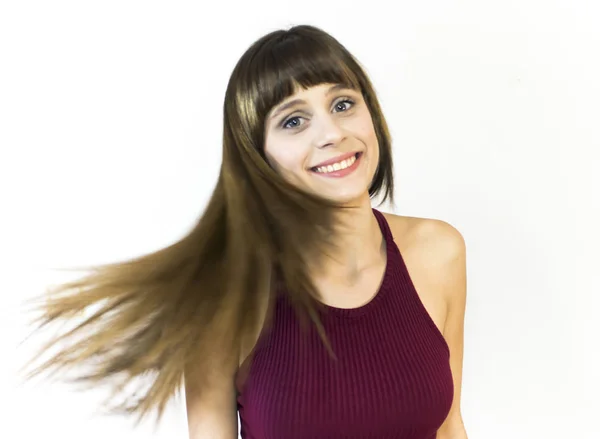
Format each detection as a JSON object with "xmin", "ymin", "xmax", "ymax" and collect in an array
[{"xmin": 314, "ymin": 155, "xmax": 357, "ymax": 174}]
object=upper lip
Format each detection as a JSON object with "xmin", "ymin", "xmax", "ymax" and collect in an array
[{"xmin": 310, "ymin": 151, "xmax": 358, "ymax": 169}]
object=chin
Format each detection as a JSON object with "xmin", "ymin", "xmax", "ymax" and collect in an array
[
  {"xmin": 290, "ymin": 162, "xmax": 378, "ymax": 205},
  {"xmin": 316, "ymin": 187, "xmax": 372, "ymax": 205}
]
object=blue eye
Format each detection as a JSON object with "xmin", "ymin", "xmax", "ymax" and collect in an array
[
  {"xmin": 281, "ymin": 98, "xmax": 355, "ymax": 129},
  {"xmin": 333, "ymin": 98, "xmax": 355, "ymax": 112},
  {"xmin": 282, "ymin": 116, "xmax": 302, "ymax": 129}
]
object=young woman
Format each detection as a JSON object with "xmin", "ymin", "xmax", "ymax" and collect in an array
[{"xmin": 22, "ymin": 25, "xmax": 468, "ymax": 439}]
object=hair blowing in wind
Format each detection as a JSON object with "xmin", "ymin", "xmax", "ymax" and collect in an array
[{"xmin": 19, "ymin": 24, "xmax": 395, "ymax": 426}]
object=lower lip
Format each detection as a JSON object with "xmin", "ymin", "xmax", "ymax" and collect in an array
[{"xmin": 310, "ymin": 153, "xmax": 362, "ymax": 178}]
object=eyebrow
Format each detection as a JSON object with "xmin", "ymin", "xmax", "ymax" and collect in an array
[{"xmin": 268, "ymin": 83, "xmax": 355, "ymax": 121}]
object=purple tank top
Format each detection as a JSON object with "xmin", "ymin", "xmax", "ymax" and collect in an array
[{"xmin": 236, "ymin": 208, "xmax": 453, "ymax": 438}]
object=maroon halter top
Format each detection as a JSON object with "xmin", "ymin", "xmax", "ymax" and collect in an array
[{"xmin": 236, "ymin": 208, "xmax": 453, "ymax": 438}]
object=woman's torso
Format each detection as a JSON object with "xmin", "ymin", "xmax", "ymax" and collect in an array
[{"xmin": 236, "ymin": 209, "xmax": 453, "ymax": 439}]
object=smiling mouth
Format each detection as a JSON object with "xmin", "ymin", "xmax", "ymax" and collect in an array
[{"xmin": 310, "ymin": 152, "xmax": 362, "ymax": 173}]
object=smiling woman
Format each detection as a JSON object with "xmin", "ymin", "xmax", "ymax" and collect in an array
[
  {"xmin": 263, "ymin": 82, "xmax": 380, "ymax": 204},
  {"xmin": 20, "ymin": 24, "xmax": 467, "ymax": 439}
]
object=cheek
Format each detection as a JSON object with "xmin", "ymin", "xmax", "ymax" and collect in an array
[
  {"xmin": 352, "ymin": 118, "xmax": 378, "ymax": 155},
  {"xmin": 348, "ymin": 111, "xmax": 377, "ymax": 140},
  {"xmin": 358, "ymin": 119, "xmax": 379, "ymax": 169},
  {"xmin": 264, "ymin": 143, "xmax": 307, "ymax": 176}
]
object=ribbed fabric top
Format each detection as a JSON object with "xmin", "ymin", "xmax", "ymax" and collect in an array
[{"xmin": 236, "ymin": 208, "xmax": 453, "ymax": 439}]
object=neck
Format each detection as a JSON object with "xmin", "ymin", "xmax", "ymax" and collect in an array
[{"xmin": 311, "ymin": 197, "xmax": 386, "ymax": 282}]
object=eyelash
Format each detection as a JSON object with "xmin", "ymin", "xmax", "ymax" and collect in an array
[{"xmin": 280, "ymin": 98, "xmax": 356, "ymax": 130}]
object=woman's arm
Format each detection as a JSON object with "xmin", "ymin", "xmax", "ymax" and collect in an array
[{"xmin": 184, "ymin": 371, "xmax": 238, "ymax": 439}]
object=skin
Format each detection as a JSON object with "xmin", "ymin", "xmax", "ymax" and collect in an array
[
  {"xmin": 263, "ymin": 82, "xmax": 468, "ymax": 438},
  {"xmin": 264, "ymin": 82, "xmax": 379, "ymax": 206}
]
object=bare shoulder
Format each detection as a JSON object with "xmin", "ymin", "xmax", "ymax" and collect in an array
[
  {"xmin": 381, "ymin": 212, "xmax": 465, "ymax": 259},
  {"xmin": 381, "ymin": 212, "xmax": 466, "ymax": 333},
  {"xmin": 381, "ymin": 211, "xmax": 466, "ymax": 310}
]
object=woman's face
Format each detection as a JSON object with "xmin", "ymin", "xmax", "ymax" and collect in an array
[{"xmin": 263, "ymin": 82, "xmax": 380, "ymax": 205}]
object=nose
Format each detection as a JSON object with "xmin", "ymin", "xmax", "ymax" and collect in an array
[{"xmin": 313, "ymin": 112, "xmax": 345, "ymax": 149}]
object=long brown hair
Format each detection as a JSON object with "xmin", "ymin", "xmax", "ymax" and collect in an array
[{"xmin": 19, "ymin": 24, "xmax": 395, "ymax": 426}]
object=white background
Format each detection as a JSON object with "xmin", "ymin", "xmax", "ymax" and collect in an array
[{"xmin": 1, "ymin": 1, "xmax": 599, "ymax": 438}]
